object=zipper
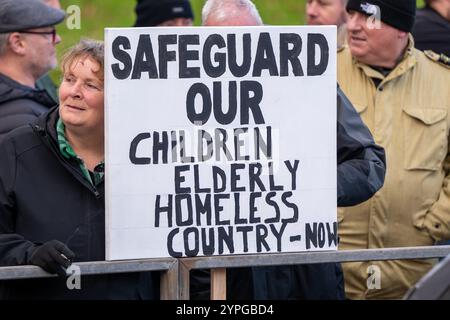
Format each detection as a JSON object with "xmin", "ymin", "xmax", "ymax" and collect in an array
[{"xmin": 31, "ymin": 124, "xmax": 102, "ymax": 199}]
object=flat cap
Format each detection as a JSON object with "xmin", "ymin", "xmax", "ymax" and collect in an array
[{"xmin": 0, "ymin": 0, "xmax": 65, "ymax": 33}]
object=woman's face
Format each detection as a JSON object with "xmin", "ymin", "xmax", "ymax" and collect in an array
[{"xmin": 59, "ymin": 57, "xmax": 104, "ymax": 133}]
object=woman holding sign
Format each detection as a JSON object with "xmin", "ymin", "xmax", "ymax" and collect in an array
[{"xmin": 0, "ymin": 39, "xmax": 155, "ymax": 299}]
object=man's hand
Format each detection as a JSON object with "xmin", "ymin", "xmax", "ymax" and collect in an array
[{"xmin": 28, "ymin": 240, "xmax": 75, "ymax": 278}]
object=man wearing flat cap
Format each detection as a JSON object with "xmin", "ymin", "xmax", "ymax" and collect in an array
[
  {"xmin": 134, "ymin": 0, "xmax": 194, "ymax": 27},
  {"xmin": 0, "ymin": 0, "xmax": 65, "ymax": 140},
  {"xmin": 35, "ymin": 0, "xmax": 64, "ymax": 104},
  {"xmin": 337, "ymin": 0, "xmax": 450, "ymax": 299}
]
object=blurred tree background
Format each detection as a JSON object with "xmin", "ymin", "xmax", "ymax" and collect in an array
[{"xmin": 54, "ymin": 0, "xmax": 425, "ymax": 81}]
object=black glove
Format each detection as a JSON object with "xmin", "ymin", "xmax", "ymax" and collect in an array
[{"xmin": 28, "ymin": 240, "xmax": 75, "ymax": 278}]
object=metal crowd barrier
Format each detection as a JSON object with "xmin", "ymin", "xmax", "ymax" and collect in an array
[
  {"xmin": 1, "ymin": 246, "xmax": 450, "ymax": 300},
  {"xmin": 180, "ymin": 245, "xmax": 450, "ymax": 299},
  {"xmin": 0, "ymin": 258, "xmax": 179, "ymax": 300}
]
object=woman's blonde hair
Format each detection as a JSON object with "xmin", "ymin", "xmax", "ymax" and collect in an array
[{"xmin": 61, "ymin": 38, "xmax": 104, "ymax": 81}]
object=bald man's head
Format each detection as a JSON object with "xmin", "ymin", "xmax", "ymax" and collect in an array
[{"xmin": 202, "ymin": 0, "xmax": 263, "ymax": 26}]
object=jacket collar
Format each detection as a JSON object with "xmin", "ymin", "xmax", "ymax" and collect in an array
[
  {"xmin": 33, "ymin": 105, "xmax": 59, "ymax": 144},
  {"xmin": 353, "ymin": 34, "xmax": 417, "ymax": 85},
  {"xmin": 32, "ymin": 106, "xmax": 103, "ymax": 195}
]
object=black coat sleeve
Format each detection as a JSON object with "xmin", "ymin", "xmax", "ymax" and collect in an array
[
  {"xmin": 0, "ymin": 136, "xmax": 36, "ymax": 266},
  {"xmin": 337, "ymin": 86, "xmax": 386, "ymax": 207}
]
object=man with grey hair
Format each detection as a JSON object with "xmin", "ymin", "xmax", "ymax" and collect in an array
[
  {"xmin": 202, "ymin": 0, "xmax": 263, "ymax": 26},
  {"xmin": 306, "ymin": 0, "xmax": 348, "ymax": 26},
  {"xmin": 0, "ymin": 0, "xmax": 65, "ymax": 140},
  {"xmin": 36, "ymin": 0, "xmax": 64, "ymax": 103},
  {"xmin": 306, "ymin": 0, "xmax": 348, "ymax": 49},
  {"xmin": 191, "ymin": 0, "xmax": 386, "ymax": 300}
]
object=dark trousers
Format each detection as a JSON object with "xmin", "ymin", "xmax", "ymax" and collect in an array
[{"xmin": 191, "ymin": 263, "xmax": 345, "ymax": 300}]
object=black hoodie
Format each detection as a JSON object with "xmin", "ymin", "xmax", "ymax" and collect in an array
[{"xmin": 0, "ymin": 73, "xmax": 55, "ymax": 140}]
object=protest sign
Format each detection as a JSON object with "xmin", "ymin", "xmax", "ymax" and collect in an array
[{"xmin": 105, "ymin": 26, "xmax": 337, "ymax": 259}]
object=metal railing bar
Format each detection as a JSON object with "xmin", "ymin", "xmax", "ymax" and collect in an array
[
  {"xmin": 0, "ymin": 258, "xmax": 177, "ymax": 280},
  {"xmin": 180, "ymin": 246, "xmax": 450, "ymax": 270}
]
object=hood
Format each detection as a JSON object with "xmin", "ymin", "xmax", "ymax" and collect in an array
[{"xmin": 0, "ymin": 73, "xmax": 55, "ymax": 108}]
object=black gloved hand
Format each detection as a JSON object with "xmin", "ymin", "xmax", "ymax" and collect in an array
[{"xmin": 28, "ymin": 240, "xmax": 75, "ymax": 278}]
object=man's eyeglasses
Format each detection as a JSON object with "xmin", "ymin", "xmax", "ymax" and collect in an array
[{"xmin": 20, "ymin": 28, "xmax": 57, "ymax": 43}]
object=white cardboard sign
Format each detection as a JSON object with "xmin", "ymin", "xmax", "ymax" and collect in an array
[{"xmin": 105, "ymin": 26, "xmax": 337, "ymax": 260}]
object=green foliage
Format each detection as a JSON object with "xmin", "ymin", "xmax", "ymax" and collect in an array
[
  {"xmin": 58, "ymin": 0, "xmax": 134, "ymax": 52},
  {"xmin": 54, "ymin": 0, "xmax": 137, "ymax": 81}
]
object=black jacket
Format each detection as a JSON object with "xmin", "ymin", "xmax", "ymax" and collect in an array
[
  {"xmin": 191, "ymin": 87, "xmax": 386, "ymax": 300},
  {"xmin": 412, "ymin": 5, "xmax": 450, "ymax": 57},
  {"xmin": 0, "ymin": 108, "xmax": 156, "ymax": 299},
  {"xmin": 335, "ymin": 86, "xmax": 385, "ymax": 207},
  {"xmin": 0, "ymin": 73, "xmax": 56, "ymax": 141}
]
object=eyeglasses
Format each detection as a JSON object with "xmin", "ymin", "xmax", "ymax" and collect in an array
[{"xmin": 20, "ymin": 28, "xmax": 57, "ymax": 43}]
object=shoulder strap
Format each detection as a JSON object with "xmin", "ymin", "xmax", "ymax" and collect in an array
[{"xmin": 424, "ymin": 50, "xmax": 450, "ymax": 69}]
